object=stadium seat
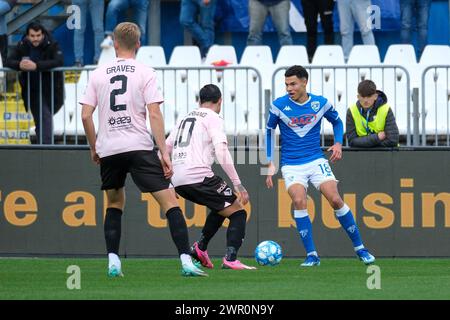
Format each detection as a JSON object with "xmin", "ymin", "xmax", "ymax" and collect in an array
[
  {"xmin": 347, "ymin": 45, "xmax": 381, "ymax": 65},
  {"xmin": 382, "ymin": 45, "xmax": 418, "ymax": 135},
  {"xmin": 311, "ymin": 45, "xmax": 346, "ymax": 134},
  {"xmin": 272, "ymin": 45, "xmax": 309, "ymax": 98},
  {"xmin": 203, "ymin": 45, "xmax": 241, "ymax": 133},
  {"xmin": 234, "ymin": 46, "xmax": 273, "ymax": 133},
  {"xmin": 164, "ymin": 46, "xmax": 203, "ymax": 132},
  {"xmin": 204, "ymin": 45, "xmax": 238, "ymax": 66},
  {"xmin": 97, "ymin": 47, "xmax": 116, "ymax": 66},
  {"xmin": 136, "ymin": 46, "xmax": 167, "ymax": 67},
  {"xmin": 419, "ymin": 45, "xmax": 450, "ymax": 136},
  {"xmin": 346, "ymin": 45, "xmax": 385, "ymax": 132}
]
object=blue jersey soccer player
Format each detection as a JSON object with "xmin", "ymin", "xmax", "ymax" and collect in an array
[{"xmin": 265, "ymin": 65, "xmax": 375, "ymax": 266}]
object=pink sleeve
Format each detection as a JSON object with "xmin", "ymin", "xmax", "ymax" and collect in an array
[
  {"xmin": 79, "ymin": 76, "xmax": 97, "ymax": 107},
  {"xmin": 143, "ymin": 69, "xmax": 163, "ymax": 105},
  {"xmin": 215, "ymin": 142, "xmax": 241, "ymax": 187}
]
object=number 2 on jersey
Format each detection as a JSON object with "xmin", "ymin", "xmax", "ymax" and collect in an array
[
  {"xmin": 174, "ymin": 117, "xmax": 197, "ymax": 149},
  {"xmin": 110, "ymin": 75, "xmax": 127, "ymax": 112}
]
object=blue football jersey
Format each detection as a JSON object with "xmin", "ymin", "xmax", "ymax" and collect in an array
[{"xmin": 266, "ymin": 93, "xmax": 343, "ymax": 166}]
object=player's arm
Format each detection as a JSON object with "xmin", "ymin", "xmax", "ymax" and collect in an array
[
  {"xmin": 80, "ymin": 76, "xmax": 99, "ymax": 164},
  {"xmin": 81, "ymin": 104, "xmax": 99, "ymax": 164},
  {"xmin": 324, "ymin": 102, "xmax": 343, "ymax": 163},
  {"xmin": 265, "ymin": 105, "xmax": 279, "ymax": 188},
  {"xmin": 208, "ymin": 118, "xmax": 249, "ymax": 205},
  {"xmin": 214, "ymin": 142, "xmax": 249, "ymax": 205},
  {"xmin": 147, "ymin": 102, "xmax": 172, "ymax": 178}
]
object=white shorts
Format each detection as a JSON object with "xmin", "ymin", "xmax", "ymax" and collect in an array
[{"xmin": 281, "ymin": 158, "xmax": 338, "ymax": 191}]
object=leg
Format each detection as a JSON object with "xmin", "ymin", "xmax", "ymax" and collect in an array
[
  {"xmin": 287, "ymin": 184, "xmax": 319, "ymax": 264},
  {"xmin": 198, "ymin": 0, "xmax": 217, "ymax": 57},
  {"xmin": 301, "ymin": 0, "xmax": 319, "ymax": 60},
  {"xmin": 400, "ymin": 0, "xmax": 413, "ymax": 45},
  {"xmin": 337, "ymin": 0, "xmax": 355, "ymax": 60},
  {"xmin": 180, "ymin": 0, "xmax": 209, "ymax": 56},
  {"xmin": 131, "ymin": 0, "xmax": 149, "ymax": 45},
  {"xmin": 319, "ymin": 0, "xmax": 335, "ymax": 45},
  {"xmin": 152, "ymin": 188, "xmax": 208, "ymax": 276},
  {"xmin": 416, "ymin": 0, "xmax": 431, "ymax": 57},
  {"xmin": 40, "ymin": 100, "xmax": 53, "ymax": 144},
  {"xmin": 89, "ymin": 0, "xmax": 105, "ymax": 63},
  {"xmin": 196, "ymin": 210, "xmax": 225, "ymax": 251},
  {"xmin": 269, "ymin": 0, "xmax": 293, "ymax": 46},
  {"xmin": 73, "ymin": 0, "xmax": 87, "ymax": 64},
  {"xmin": 104, "ymin": 188, "xmax": 125, "ymax": 276},
  {"xmin": 320, "ymin": 180, "xmax": 374, "ymax": 263},
  {"xmin": 352, "ymin": 0, "xmax": 375, "ymax": 46},
  {"xmin": 247, "ymin": 0, "xmax": 268, "ymax": 46},
  {"xmin": 152, "ymin": 188, "xmax": 189, "ymax": 256},
  {"xmin": 104, "ymin": 0, "xmax": 129, "ymax": 35},
  {"xmin": 218, "ymin": 200, "xmax": 255, "ymax": 269}
]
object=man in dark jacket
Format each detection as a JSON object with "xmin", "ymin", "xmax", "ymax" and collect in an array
[
  {"xmin": 6, "ymin": 21, "xmax": 64, "ymax": 144},
  {"xmin": 346, "ymin": 80, "xmax": 399, "ymax": 147}
]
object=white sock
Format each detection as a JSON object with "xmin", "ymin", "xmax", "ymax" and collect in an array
[
  {"xmin": 108, "ymin": 253, "xmax": 121, "ymax": 269},
  {"xmin": 180, "ymin": 253, "xmax": 192, "ymax": 265}
]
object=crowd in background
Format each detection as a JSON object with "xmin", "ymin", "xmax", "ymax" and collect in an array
[{"xmin": 0, "ymin": 0, "xmax": 434, "ymax": 66}]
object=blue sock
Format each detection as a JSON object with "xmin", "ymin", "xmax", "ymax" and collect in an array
[
  {"xmin": 335, "ymin": 204, "xmax": 363, "ymax": 250},
  {"xmin": 294, "ymin": 210, "xmax": 317, "ymax": 256}
]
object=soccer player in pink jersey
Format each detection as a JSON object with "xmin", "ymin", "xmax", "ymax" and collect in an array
[
  {"xmin": 80, "ymin": 22, "xmax": 206, "ymax": 277},
  {"xmin": 166, "ymin": 84, "xmax": 256, "ymax": 270}
]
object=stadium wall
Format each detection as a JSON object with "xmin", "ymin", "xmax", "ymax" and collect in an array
[{"xmin": 0, "ymin": 148, "xmax": 449, "ymax": 257}]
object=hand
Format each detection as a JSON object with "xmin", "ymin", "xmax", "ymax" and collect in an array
[
  {"xmin": 19, "ymin": 59, "xmax": 37, "ymax": 71},
  {"xmin": 90, "ymin": 149, "xmax": 100, "ymax": 165},
  {"xmin": 234, "ymin": 184, "xmax": 249, "ymax": 206},
  {"xmin": 327, "ymin": 142, "xmax": 342, "ymax": 163},
  {"xmin": 160, "ymin": 151, "xmax": 173, "ymax": 179},
  {"xmin": 265, "ymin": 162, "xmax": 276, "ymax": 189},
  {"xmin": 378, "ymin": 131, "xmax": 386, "ymax": 141}
]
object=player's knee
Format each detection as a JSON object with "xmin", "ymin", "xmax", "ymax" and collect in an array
[
  {"xmin": 229, "ymin": 209, "xmax": 247, "ymax": 221},
  {"xmin": 293, "ymin": 198, "xmax": 307, "ymax": 209},
  {"xmin": 328, "ymin": 196, "xmax": 344, "ymax": 209}
]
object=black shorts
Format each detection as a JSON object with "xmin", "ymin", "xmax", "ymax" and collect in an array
[
  {"xmin": 100, "ymin": 150, "xmax": 171, "ymax": 192},
  {"xmin": 175, "ymin": 175, "xmax": 237, "ymax": 212}
]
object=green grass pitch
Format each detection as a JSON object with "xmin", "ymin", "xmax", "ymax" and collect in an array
[{"xmin": 0, "ymin": 257, "xmax": 449, "ymax": 300}]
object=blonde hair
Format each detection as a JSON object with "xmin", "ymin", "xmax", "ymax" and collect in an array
[{"xmin": 113, "ymin": 22, "xmax": 141, "ymax": 51}]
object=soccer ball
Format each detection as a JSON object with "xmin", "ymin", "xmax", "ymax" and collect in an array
[{"xmin": 254, "ymin": 240, "xmax": 282, "ymax": 266}]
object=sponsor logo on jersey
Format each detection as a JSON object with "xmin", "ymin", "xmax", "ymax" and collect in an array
[
  {"xmin": 108, "ymin": 116, "xmax": 132, "ymax": 127},
  {"xmin": 288, "ymin": 114, "xmax": 317, "ymax": 128},
  {"xmin": 283, "ymin": 106, "xmax": 292, "ymax": 111}
]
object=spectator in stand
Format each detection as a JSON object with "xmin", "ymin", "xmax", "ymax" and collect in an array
[
  {"xmin": 101, "ymin": 0, "xmax": 149, "ymax": 49},
  {"xmin": 301, "ymin": 0, "xmax": 335, "ymax": 62},
  {"xmin": 247, "ymin": 0, "xmax": 293, "ymax": 46},
  {"xmin": 6, "ymin": 22, "xmax": 64, "ymax": 144},
  {"xmin": 337, "ymin": 0, "xmax": 376, "ymax": 61},
  {"xmin": 400, "ymin": 0, "xmax": 431, "ymax": 58},
  {"xmin": 0, "ymin": 0, "xmax": 17, "ymax": 65},
  {"xmin": 346, "ymin": 80, "xmax": 399, "ymax": 148},
  {"xmin": 180, "ymin": 0, "xmax": 217, "ymax": 58},
  {"xmin": 72, "ymin": 0, "xmax": 105, "ymax": 66}
]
